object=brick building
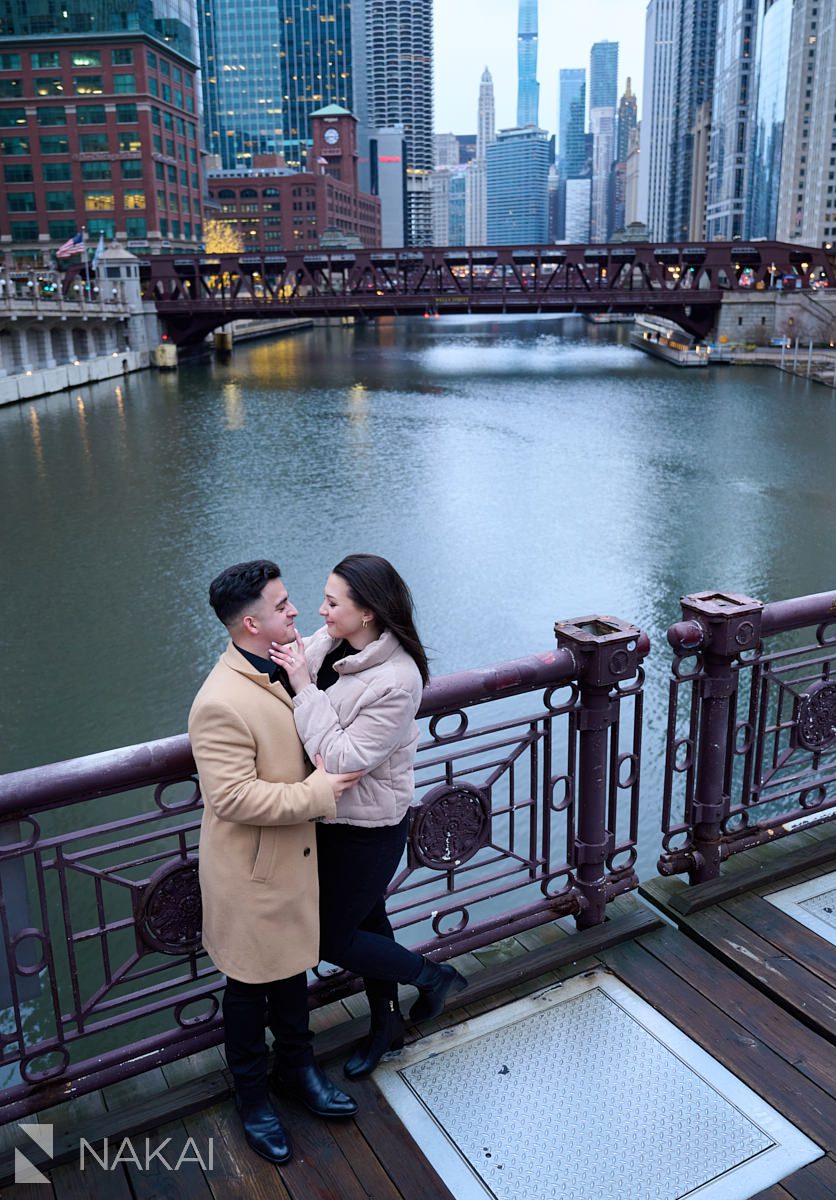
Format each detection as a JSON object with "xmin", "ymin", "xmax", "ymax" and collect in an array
[
  {"xmin": 205, "ymin": 106, "xmax": 380, "ymax": 253},
  {"xmin": 0, "ymin": 33, "xmax": 204, "ymax": 261}
]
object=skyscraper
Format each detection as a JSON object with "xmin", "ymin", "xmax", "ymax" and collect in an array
[
  {"xmin": 748, "ymin": 0, "xmax": 792, "ymax": 239},
  {"xmin": 705, "ymin": 0, "xmax": 758, "ymax": 241},
  {"xmin": 558, "ymin": 69, "xmax": 586, "ymax": 179},
  {"xmin": 669, "ymin": 0, "xmax": 719, "ymax": 241},
  {"xmin": 357, "ymin": 0, "xmax": 434, "ymax": 244},
  {"xmin": 589, "ymin": 106, "xmax": 615, "ymax": 240},
  {"xmin": 278, "ymin": 1, "xmax": 353, "ymax": 168},
  {"xmin": 466, "ymin": 66, "xmax": 495, "ymax": 244},
  {"xmin": 199, "ymin": 0, "xmax": 352, "ymax": 170},
  {"xmin": 637, "ymin": 0, "xmax": 680, "ymax": 239},
  {"xmin": 589, "ymin": 40, "xmax": 618, "ymax": 240},
  {"xmin": 516, "ymin": 0, "xmax": 539, "ymax": 127},
  {"xmin": 487, "ymin": 125, "xmax": 550, "ymax": 243},
  {"xmin": 478, "ymin": 65, "xmax": 496, "ymax": 157},
  {"xmin": 590, "ymin": 40, "xmax": 619, "ymax": 110},
  {"xmin": 775, "ymin": 0, "xmax": 836, "ymax": 244},
  {"xmin": 613, "ymin": 79, "xmax": 638, "ymax": 234}
]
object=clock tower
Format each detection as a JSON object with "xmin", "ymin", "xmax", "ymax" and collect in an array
[{"xmin": 310, "ymin": 105, "xmax": 359, "ymax": 192}]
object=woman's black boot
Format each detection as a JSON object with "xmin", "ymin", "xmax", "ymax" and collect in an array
[
  {"xmin": 408, "ymin": 959, "xmax": 468, "ymax": 1023},
  {"xmin": 344, "ymin": 997, "xmax": 405, "ymax": 1080}
]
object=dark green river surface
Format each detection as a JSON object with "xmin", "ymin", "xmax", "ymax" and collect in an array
[{"xmin": 2, "ymin": 314, "xmax": 835, "ymax": 882}]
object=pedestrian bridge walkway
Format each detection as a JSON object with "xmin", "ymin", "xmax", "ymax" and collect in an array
[
  {"xmin": 1, "ymin": 586, "xmax": 834, "ymax": 1197},
  {"xmin": 2, "ymin": 824, "xmax": 834, "ymax": 1199}
]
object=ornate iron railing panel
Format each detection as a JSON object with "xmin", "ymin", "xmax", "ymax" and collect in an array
[
  {"xmin": 0, "ymin": 620, "xmax": 647, "ymax": 1119},
  {"xmin": 660, "ymin": 590, "xmax": 836, "ymax": 882}
]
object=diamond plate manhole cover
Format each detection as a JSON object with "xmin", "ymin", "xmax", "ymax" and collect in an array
[
  {"xmin": 376, "ymin": 970, "xmax": 821, "ymax": 1200},
  {"xmin": 765, "ymin": 869, "xmax": 836, "ymax": 946}
]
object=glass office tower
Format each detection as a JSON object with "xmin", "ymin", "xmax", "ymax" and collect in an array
[
  {"xmin": 199, "ymin": 0, "xmax": 352, "ymax": 170},
  {"xmin": 558, "ymin": 69, "xmax": 586, "ymax": 179},
  {"xmin": 517, "ymin": 0, "xmax": 539, "ymax": 127},
  {"xmin": 487, "ymin": 125, "xmax": 550, "ymax": 243},
  {"xmin": 705, "ymin": 0, "xmax": 758, "ymax": 241},
  {"xmin": 748, "ymin": 0, "xmax": 792, "ymax": 238},
  {"xmin": 0, "ymin": 0, "xmax": 195, "ymax": 57}
]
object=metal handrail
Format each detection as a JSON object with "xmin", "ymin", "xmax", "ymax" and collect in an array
[{"xmin": 0, "ymin": 621, "xmax": 647, "ymax": 1120}]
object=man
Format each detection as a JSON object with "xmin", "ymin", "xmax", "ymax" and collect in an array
[{"xmin": 189, "ymin": 559, "xmax": 361, "ymax": 1165}]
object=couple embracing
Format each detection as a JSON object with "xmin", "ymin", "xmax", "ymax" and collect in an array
[{"xmin": 188, "ymin": 555, "xmax": 467, "ymax": 1165}]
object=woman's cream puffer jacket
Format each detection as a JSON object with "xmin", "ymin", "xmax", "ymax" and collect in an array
[{"xmin": 292, "ymin": 626, "xmax": 423, "ymax": 826}]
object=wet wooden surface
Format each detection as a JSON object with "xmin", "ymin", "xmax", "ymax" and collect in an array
[{"xmin": 1, "ymin": 823, "xmax": 834, "ymax": 1199}]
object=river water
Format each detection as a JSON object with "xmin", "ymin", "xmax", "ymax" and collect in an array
[{"xmin": 1, "ymin": 314, "xmax": 835, "ymax": 875}]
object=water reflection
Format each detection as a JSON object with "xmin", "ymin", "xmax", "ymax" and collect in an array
[{"xmin": 1, "ymin": 315, "xmax": 835, "ymax": 879}]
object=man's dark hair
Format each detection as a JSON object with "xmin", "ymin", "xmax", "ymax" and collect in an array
[{"xmin": 209, "ymin": 560, "xmax": 281, "ymax": 628}]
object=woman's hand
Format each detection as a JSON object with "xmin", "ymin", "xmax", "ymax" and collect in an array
[{"xmin": 269, "ymin": 632, "xmax": 312, "ymax": 693}]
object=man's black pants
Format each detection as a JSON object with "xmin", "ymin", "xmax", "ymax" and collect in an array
[{"xmin": 222, "ymin": 972, "xmax": 313, "ymax": 1105}]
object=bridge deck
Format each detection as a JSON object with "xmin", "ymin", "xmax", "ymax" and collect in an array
[{"xmin": 2, "ymin": 827, "xmax": 835, "ymax": 1199}]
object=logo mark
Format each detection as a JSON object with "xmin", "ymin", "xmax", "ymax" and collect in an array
[{"xmin": 15, "ymin": 1123, "xmax": 53, "ymax": 1185}]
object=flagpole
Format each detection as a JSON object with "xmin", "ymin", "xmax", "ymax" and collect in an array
[{"xmin": 82, "ymin": 225, "xmax": 91, "ymax": 294}]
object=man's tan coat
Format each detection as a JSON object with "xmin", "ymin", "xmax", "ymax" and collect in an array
[{"xmin": 189, "ymin": 643, "xmax": 335, "ymax": 983}]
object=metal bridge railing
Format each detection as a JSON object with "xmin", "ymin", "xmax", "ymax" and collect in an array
[
  {"xmin": 0, "ymin": 614, "xmax": 647, "ymax": 1120},
  {"xmin": 659, "ymin": 589, "xmax": 836, "ymax": 883}
]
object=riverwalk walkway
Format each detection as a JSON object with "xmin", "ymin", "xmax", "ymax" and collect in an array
[{"xmin": 2, "ymin": 822, "xmax": 834, "ymax": 1200}]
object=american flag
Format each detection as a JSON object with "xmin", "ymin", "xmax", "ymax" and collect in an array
[{"xmin": 56, "ymin": 231, "xmax": 84, "ymax": 258}]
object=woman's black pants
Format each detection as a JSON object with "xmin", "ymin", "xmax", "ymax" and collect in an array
[{"xmin": 316, "ymin": 813, "xmax": 423, "ymax": 1003}]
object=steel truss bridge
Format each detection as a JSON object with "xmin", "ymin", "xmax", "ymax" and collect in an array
[{"xmin": 65, "ymin": 241, "xmax": 836, "ymax": 346}]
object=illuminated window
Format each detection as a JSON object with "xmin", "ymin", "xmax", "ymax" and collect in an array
[
  {"xmin": 34, "ymin": 78, "xmax": 63, "ymax": 96},
  {"xmin": 74, "ymin": 76, "xmax": 103, "ymax": 95},
  {"xmin": 72, "ymin": 51, "xmax": 101, "ymax": 67},
  {"xmin": 0, "ymin": 108, "xmax": 26, "ymax": 126},
  {"xmin": 124, "ymin": 190, "xmax": 146, "ymax": 209},
  {"xmin": 1, "ymin": 136, "xmax": 30, "ymax": 154},
  {"xmin": 84, "ymin": 190, "xmax": 115, "ymax": 210}
]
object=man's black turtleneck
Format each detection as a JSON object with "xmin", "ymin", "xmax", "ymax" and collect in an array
[{"xmin": 234, "ymin": 644, "xmax": 290, "ymax": 692}]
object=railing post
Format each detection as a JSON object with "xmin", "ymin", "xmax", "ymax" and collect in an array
[
  {"xmin": 667, "ymin": 592, "xmax": 763, "ymax": 883},
  {"xmin": 555, "ymin": 616, "xmax": 647, "ymax": 929}
]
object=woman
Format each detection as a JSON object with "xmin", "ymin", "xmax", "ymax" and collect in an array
[{"xmin": 270, "ymin": 553, "xmax": 467, "ymax": 1078}]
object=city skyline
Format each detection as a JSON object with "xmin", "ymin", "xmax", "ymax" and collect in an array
[{"xmin": 433, "ymin": 0, "xmax": 647, "ymax": 134}]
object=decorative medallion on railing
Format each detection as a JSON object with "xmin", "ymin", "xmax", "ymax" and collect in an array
[
  {"xmin": 409, "ymin": 783, "xmax": 491, "ymax": 870},
  {"xmin": 794, "ymin": 679, "xmax": 836, "ymax": 752},
  {"xmin": 135, "ymin": 857, "xmax": 202, "ymax": 955}
]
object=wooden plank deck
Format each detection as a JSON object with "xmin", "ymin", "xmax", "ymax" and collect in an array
[
  {"xmin": 1, "ymin": 822, "xmax": 835, "ymax": 1200},
  {"xmin": 641, "ymin": 822, "xmax": 836, "ymax": 1043},
  {"xmin": 0, "ymin": 900, "xmax": 659, "ymax": 1199}
]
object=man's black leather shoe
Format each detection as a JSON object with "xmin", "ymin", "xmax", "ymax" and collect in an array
[
  {"xmin": 272, "ymin": 1062, "xmax": 358, "ymax": 1118},
  {"xmin": 236, "ymin": 1097, "xmax": 292, "ymax": 1164}
]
